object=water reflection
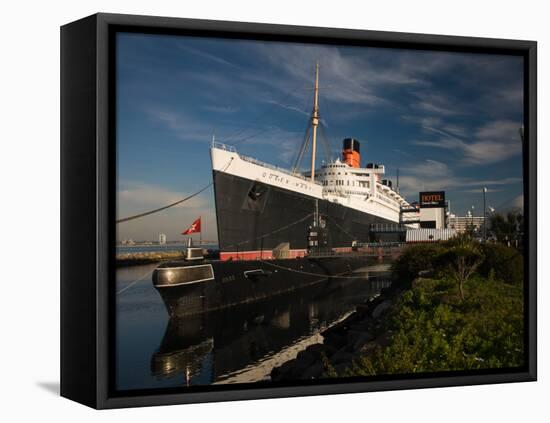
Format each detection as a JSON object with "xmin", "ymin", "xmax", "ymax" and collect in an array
[{"xmin": 150, "ymin": 271, "xmax": 392, "ymax": 386}]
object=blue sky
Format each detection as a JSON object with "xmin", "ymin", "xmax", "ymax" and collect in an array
[{"xmin": 116, "ymin": 32, "xmax": 524, "ymax": 242}]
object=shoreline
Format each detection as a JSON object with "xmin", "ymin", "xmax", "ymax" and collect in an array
[
  {"xmin": 271, "ymin": 281, "xmax": 403, "ymax": 381},
  {"xmin": 116, "ymin": 250, "xmax": 187, "ymax": 267}
]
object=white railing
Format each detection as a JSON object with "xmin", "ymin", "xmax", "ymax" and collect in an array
[
  {"xmin": 241, "ymin": 155, "xmax": 323, "ymax": 186},
  {"xmin": 212, "ymin": 141, "xmax": 328, "ymax": 187},
  {"xmin": 212, "ymin": 141, "xmax": 237, "ymax": 152}
]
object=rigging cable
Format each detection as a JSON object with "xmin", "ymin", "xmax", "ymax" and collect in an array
[
  {"xmin": 257, "ymin": 258, "xmax": 378, "ymax": 280},
  {"xmin": 319, "ymin": 121, "xmax": 333, "ymax": 163},
  {"xmin": 116, "ymin": 158, "xmax": 233, "ymax": 224},
  {"xmin": 291, "ymin": 89, "xmax": 316, "ymax": 172},
  {"xmin": 324, "ymin": 214, "xmax": 361, "ymax": 240},
  {"xmin": 292, "ymin": 128, "xmax": 311, "ymax": 173}
]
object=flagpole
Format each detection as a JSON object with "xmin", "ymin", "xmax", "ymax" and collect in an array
[{"xmin": 200, "ymin": 215, "xmax": 202, "ymax": 247}]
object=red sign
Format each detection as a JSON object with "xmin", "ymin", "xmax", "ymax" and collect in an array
[{"xmin": 182, "ymin": 217, "xmax": 201, "ymax": 234}]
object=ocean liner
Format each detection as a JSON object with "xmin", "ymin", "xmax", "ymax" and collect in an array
[
  {"xmin": 211, "ymin": 63, "xmax": 413, "ymax": 260},
  {"xmin": 153, "ymin": 64, "xmax": 415, "ymax": 316}
]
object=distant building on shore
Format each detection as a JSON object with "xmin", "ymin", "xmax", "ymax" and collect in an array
[
  {"xmin": 159, "ymin": 233, "xmax": 167, "ymax": 245},
  {"xmin": 447, "ymin": 213, "xmax": 486, "ymax": 234}
]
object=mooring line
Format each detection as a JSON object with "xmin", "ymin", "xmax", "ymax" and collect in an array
[
  {"xmin": 116, "ymin": 264, "xmax": 163, "ymax": 296},
  {"xmin": 116, "ymin": 158, "xmax": 233, "ymax": 224},
  {"xmin": 257, "ymin": 258, "xmax": 371, "ymax": 279}
]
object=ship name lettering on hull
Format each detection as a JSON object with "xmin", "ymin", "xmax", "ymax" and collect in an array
[{"xmin": 260, "ymin": 171, "xmax": 311, "ymax": 192}]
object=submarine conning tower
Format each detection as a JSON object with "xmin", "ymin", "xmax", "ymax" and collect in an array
[{"xmin": 342, "ymin": 138, "xmax": 360, "ymax": 168}]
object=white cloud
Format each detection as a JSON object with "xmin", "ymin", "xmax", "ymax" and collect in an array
[
  {"xmin": 414, "ymin": 93, "xmax": 462, "ymax": 116},
  {"xmin": 265, "ymin": 99, "xmax": 310, "ymax": 117},
  {"xmin": 397, "ymin": 159, "xmax": 522, "ymax": 197},
  {"xmin": 177, "ymin": 44, "xmax": 242, "ymax": 69},
  {"xmin": 413, "ymin": 119, "xmax": 523, "ymax": 165}
]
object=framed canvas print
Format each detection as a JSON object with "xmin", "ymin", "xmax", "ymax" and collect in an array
[{"xmin": 60, "ymin": 13, "xmax": 537, "ymax": 409}]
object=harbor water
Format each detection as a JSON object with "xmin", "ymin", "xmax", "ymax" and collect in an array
[{"xmin": 116, "ymin": 262, "xmax": 392, "ymax": 390}]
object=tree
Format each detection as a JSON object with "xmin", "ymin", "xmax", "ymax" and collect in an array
[
  {"xmin": 438, "ymin": 237, "xmax": 484, "ymax": 300},
  {"xmin": 489, "ymin": 212, "xmax": 523, "ymax": 247}
]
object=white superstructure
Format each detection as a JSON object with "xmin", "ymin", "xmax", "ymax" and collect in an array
[{"xmin": 211, "ymin": 143, "xmax": 412, "ymax": 223}]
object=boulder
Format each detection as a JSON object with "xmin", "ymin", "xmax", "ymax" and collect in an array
[
  {"xmin": 271, "ymin": 360, "xmax": 293, "ymax": 382},
  {"xmin": 350, "ymin": 320, "xmax": 371, "ymax": 332},
  {"xmin": 301, "ymin": 362, "xmax": 324, "ymax": 379},
  {"xmin": 372, "ymin": 300, "xmax": 392, "ymax": 319},
  {"xmin": 323, "ymin": 343, "xmax": 338, "ymax": 358},
  {"xmin": 355, "ymin": 304, "xmax": 371, "ymax": 316},
  {"xmin": 296, "ymin": 349, "xmax": 317, "ymax": 368},
  {"xmin": 305, "ymin": 343, "xmax": 325, "ymax": 358},
  {"xmin": 352, "ymin": 332, "xmax": 375, "ymax": 351},
  {"xmin": 346, "ymin": 329, "xmax": 364, "ymax": 345},
  {"xmin": 330, "ymin": 350, "xmax": 353, "ymax": 365},
  {"xmin": 323, "ymin": 332, "xmax": 347, "ymax": 349}
]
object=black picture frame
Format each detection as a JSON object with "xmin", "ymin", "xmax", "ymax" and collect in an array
[{"xmin": 60, "ymin": 12, "xmax": 537, "ymax": 409}]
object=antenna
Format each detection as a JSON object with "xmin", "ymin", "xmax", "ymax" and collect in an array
[{"xmin": 310, "ymin": 62, "xmax": 320, "ymax": 182}]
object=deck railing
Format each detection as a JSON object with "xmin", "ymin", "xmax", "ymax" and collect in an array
[{"xmin": 212, "ymin": 141, "xmax": 323, "ymax": 186}]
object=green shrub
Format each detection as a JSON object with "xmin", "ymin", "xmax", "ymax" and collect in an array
[
  {"xmin": 391, "ymin": 244, "xmax": 445, "ymax": 287},
  {"xmin": 348, "ymin": 274, "xmax": 524, "ymax": 376},
  {"xmin": 480, "ymin": 243, "xmax": 524, "ymax": 285},
  {"xmin": 344, "ymin": 238, "xmax": 525, "ymax": 377}
]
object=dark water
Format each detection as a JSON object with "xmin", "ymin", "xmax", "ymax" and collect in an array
[{"xmin": 116, "ymin": 263, "xmax": 392, "ymax": 391}]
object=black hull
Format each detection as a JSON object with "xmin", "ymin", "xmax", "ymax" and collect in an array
[
  {"xmin": 153, "ymin": 255, "xmax": 375, "ymax": 317},
  {"xmin": 213, "ymin": 170, "xmax": 396, "ymax": 252}
]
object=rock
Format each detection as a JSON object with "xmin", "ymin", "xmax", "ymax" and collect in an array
[
  {"xmin": 291, "ymin": 357, "xmax": 311, "ymax": 377},
  {"xmin": 323, "ymin": 343, "xmax": 338, "ymax": 358},
  {"xmin": 323, "ymin": 332, "xmax": 347, "ymax": 349},
  {"xmin": 346, "ymin": 329, "xmax": 364, "ymax": 345},
  {"xmin": 355, "ymin": 304, "xmax": 371, "ymax": 315},
  {"xmin": 353, "ymin": 332, "xmax": 375, "ymax": 351},
  {"xmin": 301, "ymin": 362, "xmax": 324, "ymax": 379},
  {"xmin": 271, "ymin": 359, "xmax": 300, "ymax": 381},
  {"xmin": 252, "ymin": 314, "xmax": 265, "ymax": 325},
  {"xmin": 333, "ymin": 362, "xmax": 350, "ymax": 376},
  {"xmin": 305, "ymin": 343, "xmax": 325, "ymax": 358},
  {"xmin": 372, "ymin": 300, "xmax": 392, "ymax": 319},
  {"xmin": 296, "ymin": 349, "xmax": 317, "ymax": 368},
  {"xmin": 330, "ymin": 350, "xmax": 353, "ymax": 365},
  {"xmin": 350, "ymin": 320, "xmax": 371, "ymax": 332}
]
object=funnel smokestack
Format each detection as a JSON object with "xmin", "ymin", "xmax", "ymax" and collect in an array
[{"xmin": 342, "ymin": 138, "xmax": 360, "ymax": 168}]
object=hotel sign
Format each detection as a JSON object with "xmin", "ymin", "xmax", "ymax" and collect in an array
[{"xmin": 419, "ymin": 191, "xmax": 446, "ymax": 208}]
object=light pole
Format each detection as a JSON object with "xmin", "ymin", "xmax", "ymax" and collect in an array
[
  {"xmin": 471, "ymin": 205, "xmax": 475, "ymax": 236},
  {"xmin": 483, "ymin": 187, "xmax": 487, "ymax": 241}
]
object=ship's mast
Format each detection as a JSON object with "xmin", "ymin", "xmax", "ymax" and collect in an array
[{"xmin": 310, "ymin": 62, "xmax": 320, "ymax": 182}]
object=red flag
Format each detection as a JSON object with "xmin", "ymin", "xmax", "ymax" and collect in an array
[{"xmin": 182, "ymin": 217, "xmax": 201, "ymax": 235}]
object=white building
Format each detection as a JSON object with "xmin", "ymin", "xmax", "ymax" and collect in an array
[
  {"xmin": 447, "ymin": 214, "xmax": 485, "ymax": 234},
  {"xmin": 159, "ymin": 233, "xmax": 167, "ymax": 245},
  {"xmin": 418, "ymin": 191, "xmax": 446, "ymax": 229}
]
